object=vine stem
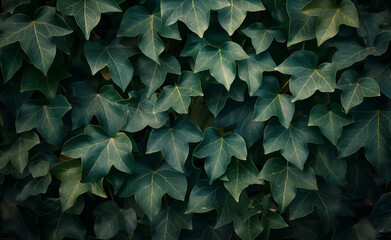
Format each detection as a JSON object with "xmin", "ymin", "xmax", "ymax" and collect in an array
[{"xmin": 280, "ymin": 79, "xmax": 290, "ymax": 93}]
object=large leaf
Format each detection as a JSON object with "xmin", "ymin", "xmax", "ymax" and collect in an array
[
  {"xmin": 194, "ymin": 41, "xmax": 248, "ymax": 90},
  {"xmin": 242, "ymin": 23, "xmax": 285, "ymax": 54},
  {"xmin": 259, "ymin": 158, "xmax": 317, "ymax": 212},
  {"xmin": 15, "ymin": 95, "xmax": 71, "ymax": 146},
  {"xmin": 57, "ymin": 0, "xmax": 121, "ymax": 39},
  {"xmin": 62, "ymin": 125, "xmax": 134, "ymax": 182},
  {"xmin": 0, "ymin": 6, "xmax": 72, "ymax": 74},
  {"xmin": 194, "ymin": 127, "xmax": 247, "ymax": 184},
  {"xmin": 275, "ymin": 50, "xmax": 337, "ymax": 101},
  {"xmin": 146, "ymin": 116, "xmax": 202, "ymax": 173},
  {"xmin": 263, "ymin": 115, "xmax": 323, "ymax": 170},
  {"xmin": 286, "ymin": 0, "xmax": 316, "ymax": 46}
]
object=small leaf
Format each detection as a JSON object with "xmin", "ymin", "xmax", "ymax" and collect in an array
[
  {"xmin": 286, "ymin": 0, "xmax": 316, "ymax": 46},
  {"xmin": 242, "ymin": 23, "xmax": 285, "ymax": 54},
  {"xmin": 233, "ymin": 215, "xmax": 263, "ymax": 240},
  {"xmin": 0, "ymin": 43, "xmax": 25, "ymax": 82},
  {"xmin": 259, "ymin": 209, "xmax": 288, "ymax": 239},
  {"xmin": 364, "ymin": 58, "xmax": 391, "ymax": 99},
  {"xmin": 16, "ymin": 174, "xmax": 52, "ymax": 201}
]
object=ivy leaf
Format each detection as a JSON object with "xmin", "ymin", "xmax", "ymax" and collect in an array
[
  {"xmin": 217, "ymin": 0, "xmax": 265, "ymax": 35},
  {"xmin": 346, "ymin": 155, "xmax": 374, "ymax": 200},
  {"xmin": 155, "ymin": 71, "xmax": 203, "ymax": 114},
  {"xmin": 364, "ymin": 58, "xmax": 391, "ymax": 99},
  {"xmin": 2, "ymin": 0, "xmax": 30, "ymax": 13},
  {"xmin": 222, "ymin": 157, "xmax": 262, "ymax": 202},
  {"xmin": 233, "ymin": 215, "xmax": 263, "ymax": 240},
  {"xmin": 182, "ymin": 214, "xmax": 233, "ymax": 240},
  {"xmin": 94, "ymin": 201, "xmax": 137, "ymax": 239},
  {"xmin": 0, "ymin": 131, "xmax": 39, "ymax": 173},
  {"xmin": 258, "ymin": 157, "xmax": 318, "ymax": 212},
  {"xmin": 84, "ymin": 38, "xmax": 137, "ymax": 92},
  {"xmin": 253, "ymin": 76, "xmax": 295, "ymax": 128},
  {"xmin": 308, "ymin": 103, "xmax": 353, "ymax": 145},
  {"xmin": 357, "ymin": 6, "xmax": 386, "ymax": 46},
  {"xmin": 0, "ymin": 43, "xmax": 25, "ymax": 82},
  {"xmin": 194, "ymin": 41, "xmax": 249, "ymax": 90},
  {"xmin": 275, "ymin": 50, "xmax": 337, "ymax": 102},
  {"xmin": 161, "ymin": 0, "xmax": 230, "ymax": 38},
  {"xmin": 336, "ymin": 70, "xmax": 380, "ymax": 113},
  {"xmin": 151, "ymin": 200, "xmax": 192, "ymax": 240},
  {"xmin": 16, "ymin": 174, "xmax": 52, "ymax": 201},
  {"xmin": 57, "ymin": 0, "xmax": 121, "ymax": 40},
  {"xmin": 194, "ymin": 127, "xmax": 247, "ymax": 184},
  {"xmin": 337, "ymin": 100, "xmax": 391, "ymax": 181},
  {"xmin": 118, "ymin": 6, "xmax": 165, "ymax": 63},
  {"xmin": 146, "ymin": 116, "xmax": 203, "ymax": 173},
  {"xmin": 135, "ymin": 54, "xmax": 181, "ymax": 98},
  {"xmin": 70, "ymin": 82, "xmax": 125, "ymax": 136},
  {"xmin": 302, "ymin": 0, "xmax": 359, "ymax": 46},
  {"xmin": 263, "ymin": 115, "xmax": 323, "ymax": 170},
  {"xmin": 237, "ymin": 52, "xmax": 276, "ymax": 96},
  {"xmin": 369, "ymin": 193, "xmax": 391, "ymax": 233},
  {"xmin": 51, "ymin": 159, "xmax": 107, "ymax": 211},
  {"xmin": 119, "ymin": 162, "xmax": 187, "ymax": 220},
  {"xmin": 16, "ymin": 95, "xmax": 71, "ymax": 146},
  {"xmin": 286, "ymin": 0, "xmax": 316, "ymax": 47},
  {"xmin": 333, "ymin": 218, "xmax": 377, "ymax": 240},
  {"xmin": 121, "ymin": 90, "xmax": 168, "ymax": 133},
  {"xmin": 242, "ymin": 23, "xmax": 285, "ymax": 54},
  {"xmin": 0, "ymin": 6, "xmax": 72, "ymax": 74},
  {"xmin": 21, "ymin": 66, "xmax": 70, "ymax": 101},
  {"xmin": 260, "ymin": 209, "xmax": 288, "ymax": 239},
  {"xmin": 62, "ymin": 125, "xmax": 134, "ymax": 182},
  {"xmin": 0, "ymin": 76, "xmax": 32, "ymax": 116}
]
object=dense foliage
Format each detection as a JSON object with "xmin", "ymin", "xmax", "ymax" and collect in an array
[{"xmin": 1, "ymin": 0, "xmax": 391, "ymax": 239}]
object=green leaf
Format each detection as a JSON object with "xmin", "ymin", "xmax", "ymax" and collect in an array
[
  {"xmin": 119, "ymin": 162, "xmax": 187, "ymax": 220},
  {"xmin": 161, "ymin": 0, "xmax": 230, "ymax": 38},
  {"xmin": 0, "ymin": 6, "xmax": 72, "ymax": 74},
  {"xmin": 0, "ymin": 131, "xmax": 39, "ymax": 172},
  {"xmin": 70, "ymin": 82, "xmax": 125, "ymax": 136},
  {"xmin": 302, "ymin": 0, "xmax": 359, "ymax": 46},
  {"xmin": 135, "ymin": 54, "xmax": 181, "ymax": 98},
  {"xmin": 364, "ymin": 58, "xmax": 391, "ymax": 99},
  {"xmin": 16, "ymin": 174, "xmax": 52, "ymax": 201},
  {"xmin": 217, "ymin": 0, "xmax": 265, "ymax": 35},
  {"xmin": 151, "ymin": 200, "xmax": 192, "ymax": 240},
  {"xmin": 242, "ymin": 23, "xmax": 285, "ymax": 54},
  {"xmin": 263, "ymin": 115, "xmax": 323, "ymax": 170},
  {"xmin": 357, "ymin": 6, "xmax": 386, "ymax": 46},
  {"xmin": 259, "ymin": 209, "xmax": 288, "ymax": 239},
  {"xmin": 0, "ymin": 76, "xmax": 32, "ymax": 116},
  {"xmin": 337, "ymin": 100, "xmax": 391, "ymax": 182},
  {"xmin": 233, "ymin": 215, "xmax": 263, "ymax": 240},
  {"xmin": 28, "ymin": 153, "xmax": 54, "ymax": 178},
  {"xmin": 21, "ymin": 66, "xmax": 71, "ymax": 101},
  {"xmin": 308, "ymin": 103, "xmax": 353, "ymax": 145},
  {"xmin": 2, "ymin": 0, "xmax": 30, "ymax": 13},
  {"xmin": 118, "ymin": 6, "xmax": 166, "ymax": 63},
  {"xmin": 237, "ymin": 52, "xmax": 276, "ymax": 96},
  {"xmin": 369, "ymin": 193, "xmax": 391, "ymax": 233},
  {"xmin": 84, "ymin": 38, "xmax": 137, "ymax": 92},
  {"xmin": 275, "ymin": 50, "xmax": 337, "ymax": 101},
  {"xmin": 0, "ymin": 43, "xmax": 25, "ymax": 82},
  {"xmin": 333, "ymin": 218, "xmax": 377, "ymax": 240},
  {"xmin": 259, "ymin": 158, "xmax": 318, "ymax": 212},
  {"xmin": 155, "ymin": 71, "xmax": 203, "ymax": 114},
  {"xmin": 94, "ymin": 201, "xmax": 137, "ymax": 239},
  {"xmin": 286, "ymin": 0, "xmax": 316, "ymax": 46},
  {"xmin": 51, "ymin": 159, "xmax": 107, "ymax": 211},
  {"xmin": 253, "ymin": 76, "xmax": 295, "ymax": 128},
  {"xmin": 194, "ymin": 127, "xmax": 247, "ymax": 184},
  {"xmin": 16, "ymin": 95, "xmax": 71, "ymax": 146},
  {"xmin": 222, "ymin": 157, "xmax": 262, "ymax": 202},
  {"xmin": 147, "ymin": 116, "xmax": 202, "ymax": 173},
  {"xmin": 336, "ymin": 70, "xmax": 380, "ymax": 113},
  {"xmin": 194, "ymin": 41, "xmax": 249, "ymax": 90},
  {"xmin": 62, "ymin": 125, "xmax": 134, "ymax": 182},
  {"xmin": 121, "ymin": 90, "xmax": 168, "ymax": 133},
  {"xmin": 181, "ymin": 214, "xmax": 233, "ymax": 240},
  {"xmin": 57, "ymin": 0, "xmax": 121, "ymax": 40}
]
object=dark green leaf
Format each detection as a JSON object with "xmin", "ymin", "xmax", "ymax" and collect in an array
[
  {"xmin": 242, "ymin": 23, "xmax": 285, "ymax": 54},
  {"xmin": 0, "ymin": 43, "xmax": 25, "ymax": 82},
  {"xmin": 286, "ymin": 0, "xmax": 316, "ymax": 46},
  {"xmin": 369, "ymin": 193, "xmax": 391, "ymax": 233}
]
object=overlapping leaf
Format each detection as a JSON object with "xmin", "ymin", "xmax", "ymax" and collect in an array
[
  {"xmin": 242, "ymin": 23, "xmax": 285, "ymax": 54},
  {"xmin": 286, "ymin": 0, "xmax": 316, "ymax": 46}
]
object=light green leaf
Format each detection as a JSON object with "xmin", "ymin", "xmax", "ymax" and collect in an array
[
  {"xmin": 276, "ymin": 50, "xmax": 337, "ymax": 101},
  {"xmin": 237, "ymin": 52, "xmax": 276, "ymax": 96},
  {"xmin": 336, "ymin": 70, "xmax": 380, "ymax": 113},
  {"xmin": 258, "ymin": 157, "xmax": 318, "ymax": 212},
  {"xmin": 253, "ymin": 76, "xmax": 295, "ymax": 128},
  {"xmin": 0, "ymin": 43, "xmax": 25, "ymax": 82},
  {"xmin": 161, "ymin": 0, "xmax": 230, "ymax": 38},
  {"xmin": 119, "ymin": 162, "xmax": 187, "ymax": 220},
  {"xmin": 194, "ymin": 127, "xmax": 247, "ymax": 184},
  {"xmin": 302, "ymin": 0, "xmax": 359, "ymax": 45},
  {"xmin": 135, "ymin": 54, "xmax": 181, "ymax": 98},
  {"xmin": 57, "ymin": 0, "xmax": 121, "ymax": 39},
  {"xmin": 84, "ymin": 38, "xmax": 137, "ymax": 92},
  {"xmin": 263, "ymin": 115, "xmax": 323, "ymax": 170},
  {"xmin": 217, "ymin": 0, "xmax": 265, "ymax": 35},
  {"xmin": 364, "ymin": 58, "xmax": 391, "ymax": 99},
  {"xmin": 16, "ymin": 95, "xmax": 71, "ymax": 146},
  {"xmin": 0, "ymin": 6, "xmax": 72, "ymax": 74},
  {"xmin": 51, "ymin": 159, "xmax": 107, "ymax": 211},
  {"xmin": 242, "ymin": 23, "xmax": 285, "ymax": 54},
  {"xmin": 62, "ymin": 125, "xmax": 134, "ymax": 182},
  {"xmin": 147, "ymin": 116, "xmax": 202, "ymax": 173},
  {"xmin": 194, "ymin": 41, "xmax": 248, "ymax": 90},
  {"xmin": 287, "ymin": 0, "xmax": 316, "ymax": 46},
  {"xmin": 2, "ymin": 0, "xmax": 30, "ymax": 13},
  {"xmin": 308, "ymin": 103, "xmax": 353, "ymax": 145},
  {"xmin": 155, "ymin": 71, "xmax": 203, "ymax": 114}
]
